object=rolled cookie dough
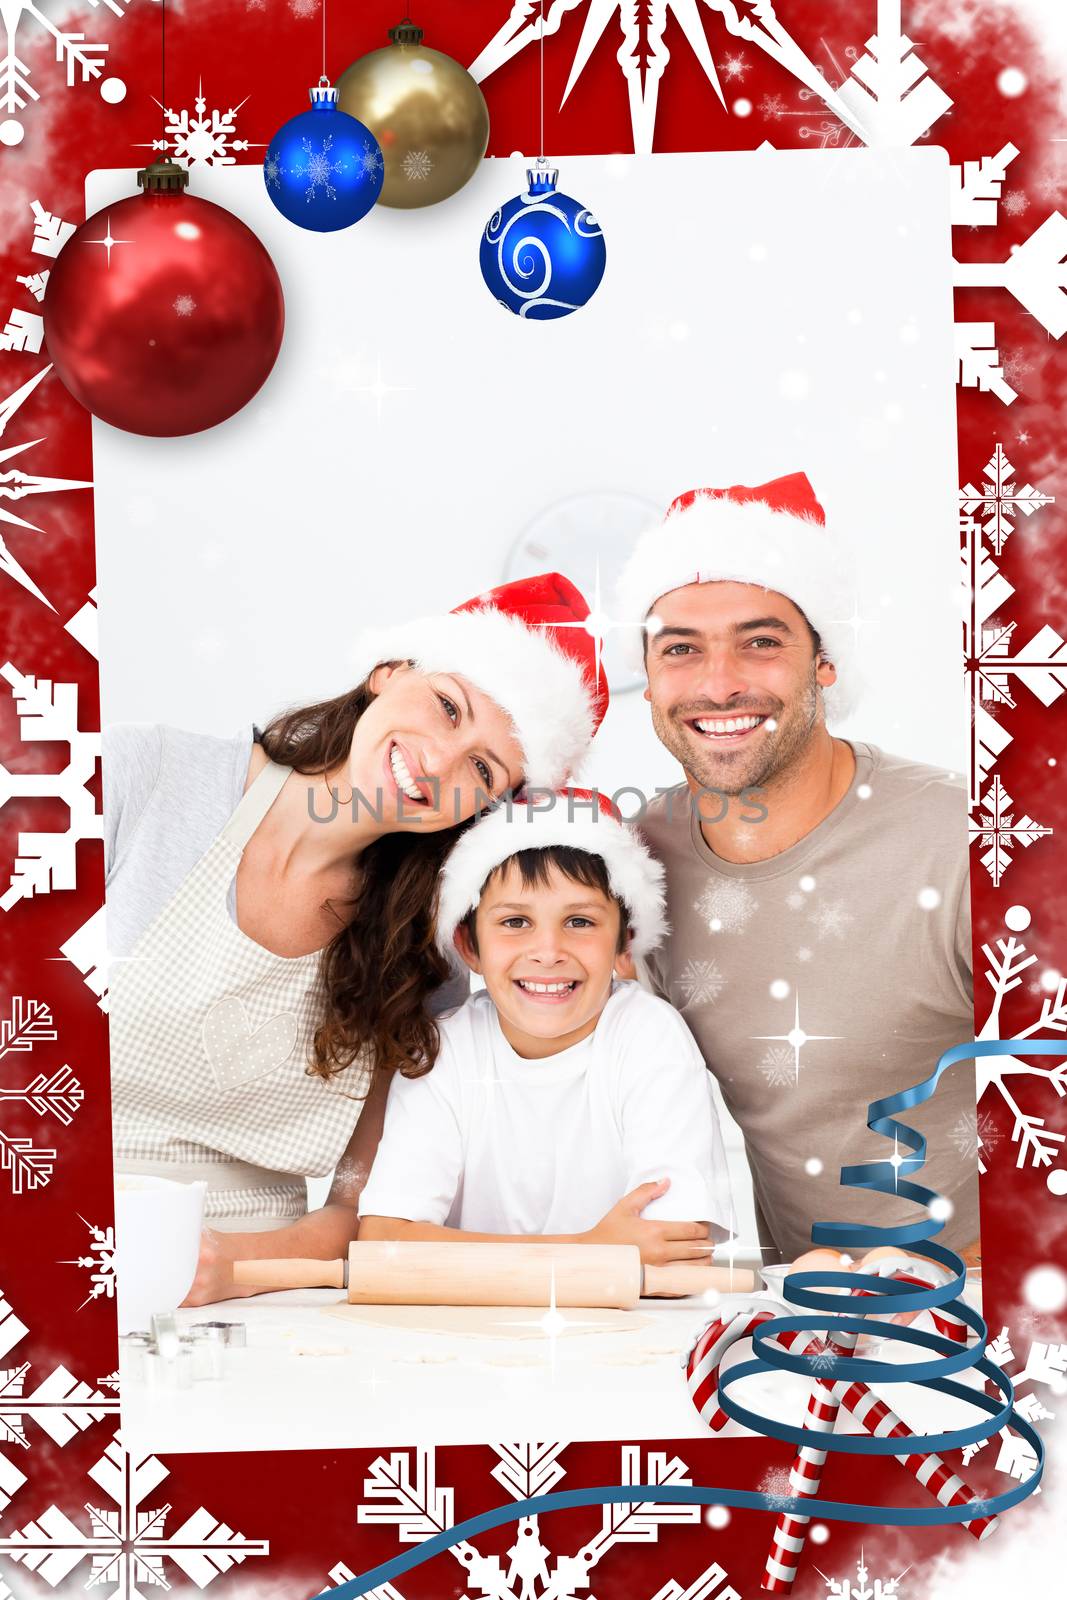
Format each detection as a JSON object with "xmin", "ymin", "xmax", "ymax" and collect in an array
[{"xmin": 324, "ymin": 1303, "xmax": 652, "ymax": 1340}]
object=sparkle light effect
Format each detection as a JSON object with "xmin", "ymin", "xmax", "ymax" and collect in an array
[
  {"xmin": 499, "ymin": 1265, "xmax": 608, "ymax": 1370},
  {"xmin": 84, "ymin": 217, "xmax": 131, "ymax": 268},
  {"xmin": 346, "ymin": 356, "xmax": 413, "ymax": 421},
  {"xmin": 753, "ymin": 991, "xmax": 841, "ymax": 1084},
  {"xmin": 827, "ymin": 594, "xmax": 880, "ymax": 649}
]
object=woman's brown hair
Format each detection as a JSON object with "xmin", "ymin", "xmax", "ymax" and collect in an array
[{"xmin": 259, "ymin": 676, "xmax": 473, "ymax": 1091}]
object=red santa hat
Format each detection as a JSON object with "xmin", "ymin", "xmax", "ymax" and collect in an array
[
  {"xmin": 350, "ymin": 573, "xmax": 609, "ymax": 791},
  {"xmin": 435, "ymin": 788, "xmax": 667, "ymax": 958},
  {"xmin": 616, "ymin": 472, "xmax": 858, "ymax": 721}
]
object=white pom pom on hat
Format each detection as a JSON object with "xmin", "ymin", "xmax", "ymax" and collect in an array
[
  {"xmin": 435, "ymin": 788, "xmax": 668, "ymax": 959},
  {"xmin": 615, "ymin": 471, "xmax": 860, "ymax": 722}
]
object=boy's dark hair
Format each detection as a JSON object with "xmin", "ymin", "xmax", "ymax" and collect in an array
[{"xmin": 460, "ymin": 845, "xmax": 631, "ymax": 955}]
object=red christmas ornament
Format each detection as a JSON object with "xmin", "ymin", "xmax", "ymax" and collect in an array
[{"xmin": 43, "ymin": 160, "xmax": 285, "ymax": 438}]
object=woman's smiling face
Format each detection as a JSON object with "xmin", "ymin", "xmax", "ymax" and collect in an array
[{"xmin": 346, "ymin": 663, "xmax": 525, "ymax": 831}]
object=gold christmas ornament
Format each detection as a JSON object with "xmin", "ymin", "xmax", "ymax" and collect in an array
[{"xmin": 336, "ymin": 17, "xmax": 490, "ymax": 209}]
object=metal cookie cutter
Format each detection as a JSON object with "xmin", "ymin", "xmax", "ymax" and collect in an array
[
  {"xmin": 191, "ymin": 1319, "xmax": 247, "ymax": 1349},
  {"xmin": 150, "ymin": 1311, "xmax": 181, "ymax": 1361},
  {"xmin": 182, "ymin": 1327, "xmax": 224, "ymax": 1381}
]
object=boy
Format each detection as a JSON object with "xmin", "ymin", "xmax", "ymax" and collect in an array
[{"xmin": 358, "ymin": 791, "xmax": 734, "ymax": 1266}]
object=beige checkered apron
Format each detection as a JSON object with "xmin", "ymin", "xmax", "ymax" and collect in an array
[{"xmin": 109, "ymin": 757, "xmax": 369, "ymax": 1227}]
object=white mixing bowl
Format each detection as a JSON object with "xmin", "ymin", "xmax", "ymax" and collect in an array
[{"xmin": 113, "ymin": 1173, "xmax": 207, "ymax": 1334}]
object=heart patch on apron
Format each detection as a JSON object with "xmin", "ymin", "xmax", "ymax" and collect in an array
[{"xmin": 202, "ymin": 996, "xmax": 299, "ymax": 1091}]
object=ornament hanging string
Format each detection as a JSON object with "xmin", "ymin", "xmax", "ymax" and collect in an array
[
  {"xmin": 160, "ymin": 0, "xmax": 166, "ymax": 138},
  {"xmin": 539, "ymin": 0, "xmax": 544, "ymax": 161}
]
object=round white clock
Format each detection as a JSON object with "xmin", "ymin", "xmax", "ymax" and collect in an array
[{"xmin": 505, "ymin": 489, "xmax": 662, "ymax": 695}]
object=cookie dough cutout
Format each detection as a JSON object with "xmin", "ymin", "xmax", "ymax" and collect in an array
[{"xmin": 323, "ymin": 1303, "xmax": 652, "ymax": 1340}]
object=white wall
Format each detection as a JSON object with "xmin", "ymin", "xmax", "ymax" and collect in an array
[{"xmin": 90, "ymin": 149, "xmax": 961, "ymax": 1245}]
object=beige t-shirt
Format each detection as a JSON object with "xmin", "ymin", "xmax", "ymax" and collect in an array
[{"xmin": 639, "ymin": 742, "xmax": 978, "ymax": 1264}]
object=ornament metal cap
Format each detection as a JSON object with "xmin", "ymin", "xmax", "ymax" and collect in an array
[
  {"xmin": 526, "ymin": 159, "xmax": 559, "ymax": 198},
  {"xmin": 136, "ymin": 157, "xmax": 190, "ymax": 194},
  {"xmin": 309, "ymin": 75, "xmax": 340, "ymax": 108},
  {"xmin": 388, "ymin": 15, "xmax": 424, "ymax": 46}
]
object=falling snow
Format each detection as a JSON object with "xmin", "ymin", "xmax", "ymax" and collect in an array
[
  {"xmin": 172, "ymin": 294, "xmax": 196, "ymax": 317},
  {"xmin": 759, "ymin": 1045, "xmax": 798, "ymax": 1089},
  {"xmin": 402, "ymin": 149, "xmax": 434, "ymax": 181},
  {"xmin": 807, "ymin": 898, "xmax": 855, "ymax": 941},
  {"xmin": 808, "ymin": 1342, "xmax": 839, "ymax": 1373},
  {"xmin": 695, "ymin": 879, "xmax": 758, "ymax": 934},
  {"xmin": 719, "ymin": 52, "xmax": 750, "ymax": 81},
  {"xmin": 999, "ymin": 349, "xmax": 1034, "ymax": 391},
  {"xmin": 1002, "ymin": 188, "xmax": 1029, "ymax": 215},
  {"xmin": 674, "ymin": 958, "xmax": 726, "ymax": 1008},
  {"xmin": 950, "ymin": 1107, "xmax": 1003, "ymax": 1164},
  {"xmin": 758, "ymin": 1464, "xmax": 795, "ymax": 1512}
]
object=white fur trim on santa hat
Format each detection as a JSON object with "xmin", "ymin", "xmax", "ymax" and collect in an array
[
  {"xmin": 616, "ymin": 497, "xmax": 860, "ymax": 723},
  {"xmin": 435, "ymin": 797, "xmax": 668, "ymax": 959},
  {"xmin": 350, "ymin": 608, "xmax": 597, "ymax": 791}
]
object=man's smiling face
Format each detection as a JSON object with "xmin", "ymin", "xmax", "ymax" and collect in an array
[{"xmin": 643, "ymin": 580, "xmax": 838, "ymax": 794}]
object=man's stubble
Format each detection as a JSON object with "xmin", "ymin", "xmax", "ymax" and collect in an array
[{"xmin": 649, "ymin": 667, "xmax": 822, "ymax": 798}]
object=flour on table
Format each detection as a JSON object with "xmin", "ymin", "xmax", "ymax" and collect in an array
[{"xmin": 323, "ymin": 1304, "xmax": 652, "ymax": 1340}]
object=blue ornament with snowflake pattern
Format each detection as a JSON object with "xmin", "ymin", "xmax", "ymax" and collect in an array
[
  {"xmin": 264, "ymin": 78, "xmax": 383, "ymax": 233},
  {"xmin": 480, "ymin": 160, "xmax": 606, "ymax": 320}
]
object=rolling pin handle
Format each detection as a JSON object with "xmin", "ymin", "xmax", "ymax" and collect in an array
[
  {"xmin": 231, "ymin": 1257, "xmax": 347, "ymax": 1290},
  {"xmin": 642, "ymin": 1262, "xmax": 757, "ymax": 1298}
]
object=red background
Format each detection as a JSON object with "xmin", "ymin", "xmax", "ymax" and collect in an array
[{"xmin": 0, "ymin": 2, "xmax": 1064, "ymax": 1594}]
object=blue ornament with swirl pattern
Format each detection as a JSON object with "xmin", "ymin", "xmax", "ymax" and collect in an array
[
  {"xmin": 264, "ymin": 78, "xmax": 383, "ymax": 234},
  {"xmin": 480, "ymin": 160, "xmax": 606, "ymax": 320}
]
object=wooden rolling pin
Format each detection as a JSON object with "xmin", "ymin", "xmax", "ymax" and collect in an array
[{"xmin": 232, "ymin": 1241, "xmax": 755, "ymax": 1306}]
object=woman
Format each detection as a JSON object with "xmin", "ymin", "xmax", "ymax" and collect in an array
[{"xmin": 104, "ymin": 574, "xmax": 608, "ymax": 1304}]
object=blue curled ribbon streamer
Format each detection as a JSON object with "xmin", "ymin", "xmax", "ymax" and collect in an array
[{"xmin": 324, "ymin": 1038, "xmax": 1060, "ymax": 1600}]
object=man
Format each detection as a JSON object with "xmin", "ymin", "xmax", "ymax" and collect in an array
[{"xmin": 618, "ymin": 471, "xmax": 979, "ymax": 1266}]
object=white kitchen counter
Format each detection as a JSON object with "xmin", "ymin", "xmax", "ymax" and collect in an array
[{"xmin": 121, "ymin": 1281, "xmax": 986, "ymax": 1455}]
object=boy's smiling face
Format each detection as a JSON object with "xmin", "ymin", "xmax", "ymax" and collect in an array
[{"xmin": 453, "ymin": 858, "xmax": 626, "ymax": 1060}]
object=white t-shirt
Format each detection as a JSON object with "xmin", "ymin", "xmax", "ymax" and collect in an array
[{"xmin": 358, "ymin": 981, "xmax": 734, "ymax": 1240}]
